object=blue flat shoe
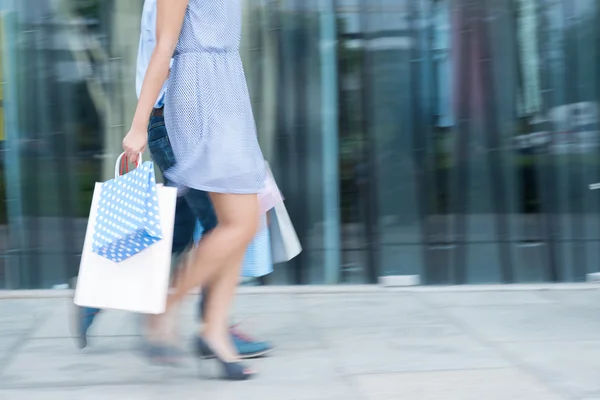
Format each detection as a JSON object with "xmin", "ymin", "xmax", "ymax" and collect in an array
[
  {"xmin": 230, "ymin": 328, "xmax": 273, "ymax": 359},
  {"xmin": 194, "ymin": 328, "xmax": 273, "ymax": 360}
]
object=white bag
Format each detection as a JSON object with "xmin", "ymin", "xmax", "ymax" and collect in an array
[
  {"xmin": 269, "ymin": 200, "xmax": 302, "ymax": 264},
  {"xmin": 74, "ymin": 154, "xmax": 177, "ymax": 314},
  {"xmin": 258, "ymin": 161, "xmax": 283, "ymax": 214}
]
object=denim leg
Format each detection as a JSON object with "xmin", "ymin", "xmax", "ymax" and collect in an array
[
  {"xmin": 183, "ymin": 189, "xmax": 217, "ymax": 234},
  {"xmin": 182, "ymin": 190, "xmax": 217, "ymax": 321},
  {"xmin": 170, "ymin": 196, "xmax": 196, "ymax": 255},
  {"xmin": 147, "ymin": 114, "xmax": 196, "ymax": 256}
]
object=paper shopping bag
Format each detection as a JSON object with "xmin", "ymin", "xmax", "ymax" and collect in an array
[
  {"xmin": 258, "ymin": 161, "xmax": 283, "ymax": 214},
  {"xmin": 269, "ymin": 201, "xmax": 301, "ymax": 264},
  {"xmin": 92, "ymin": 161, "xmax": 162, "ymax": 262},
  {"xmin": 75, "ymin": 156, "xmax": 177, "ymax": 314}
]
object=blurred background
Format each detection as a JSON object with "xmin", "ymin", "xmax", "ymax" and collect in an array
[{"xmin": 0, "ymin": 0, "xmax": 599, "ymax": 288}]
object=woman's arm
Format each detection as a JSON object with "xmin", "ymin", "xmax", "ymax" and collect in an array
[{"xmin": 123, "ymin": 0, "xmax": 189, "ymax": 163}]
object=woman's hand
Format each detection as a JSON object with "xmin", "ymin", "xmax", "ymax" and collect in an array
[{"xmin": 122, "ymin": 125, "xmax": 148, "ymax": 164}]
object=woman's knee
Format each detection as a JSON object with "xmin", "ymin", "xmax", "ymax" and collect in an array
[{"xmin": 219, "ymin": 213, "xmax": 259, "ymax": 244}]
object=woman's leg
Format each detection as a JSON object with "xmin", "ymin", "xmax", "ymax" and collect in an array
[
  {"xmin": 174, "ymin": 193, "xmax": 259, "ymax": 361},
  {"xmin": 163, "ymin": 250, "xmax": 192, "ymax": 343},
  {"xmin": 199, "ymin": 194, "xmax": 261, "ymax": 362},
  {"xmin": 143, "ymin": 250, "xmax": 190, "ymax": 362},
  {"xmin": 201, "ymin": 244, "xmax": 248, "ymax": 361},
  {"xmin": 167, "ymin": 193, "xmax": 259, "ymax": 309},
  {"xmin": 165, "ymin": 193, "xmax": 258, "ymax": 365}
]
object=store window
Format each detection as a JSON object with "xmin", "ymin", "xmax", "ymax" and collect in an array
[{"xmin": 2, "ymin": 0, "xmax": 600, "ymax": 288}]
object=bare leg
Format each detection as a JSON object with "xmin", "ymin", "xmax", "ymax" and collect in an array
[
  {"xmin": 161, "ymin": 192, "xmax": 258, "ymax": 368},
  {"xmin": 201, "ymin": 245, "xmax": 247, "ymax": 362},
  {"xmin": 162, "ymin": 251, "xmax": 192, "ymax": 344},
  {"xmin": 144, "ymin": 250, "xmax": 190, "ymax": 346},
  {"xmin": 167, "ymin": 193, "xmax": 259, "ymax": 309}
]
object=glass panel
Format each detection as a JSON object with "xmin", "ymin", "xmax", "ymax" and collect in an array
[
  {"xmin": 0, "ymin": 8, "xmax": 8, "ymax": 288},
  {"xmin": 337, "ymin": 9, "xmax": 370, "ymax": 283},
  {"xmin": 4, "ymin": 0, "xmax": 600, "ymax": 288},
  {"xmin": 3, "ymin": 0, "xmax": 142, "ymax": 288},
  {"xmin": 245, "ymin": 0, "xmax": 341, "ymax": 284},
  {"xmin": 370, "ymin": 2, "xmax": 424, "ymax": 278}
]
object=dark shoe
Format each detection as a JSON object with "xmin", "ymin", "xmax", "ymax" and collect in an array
[
  {"xmin": 73, "ymin": 306, "xmax": 101, "ymax": 349},
  {"xmin": 195, "ymin": 336, "xmax": 255, "ymax": 381}
]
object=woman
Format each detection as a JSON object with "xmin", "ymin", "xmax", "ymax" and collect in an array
[{"xmin": 123, "ymin": 0, "xmax": 265, "ymax": 380}]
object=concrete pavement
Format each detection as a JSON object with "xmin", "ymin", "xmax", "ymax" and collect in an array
[{"xmin": 0, "ymin": 285, "xmax": 599, "ymax": 399}]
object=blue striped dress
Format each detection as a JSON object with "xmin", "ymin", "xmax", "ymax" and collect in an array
[{"xmin": 164, "ymin": 0, "xmax": 266, "ymax": 194}]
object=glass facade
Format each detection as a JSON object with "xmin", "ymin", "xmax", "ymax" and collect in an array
[{"xmin": 1, "ymin": 0, "xmax": 600, "ymax": 288}]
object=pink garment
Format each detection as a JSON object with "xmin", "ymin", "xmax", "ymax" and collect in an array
[{"xmin": 258, "ymin": 162, "xmax": 283, "ymax": 214}]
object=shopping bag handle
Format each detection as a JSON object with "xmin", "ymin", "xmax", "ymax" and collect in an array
[{"xmin": 114, "ymin": 152, "xmax": 143, "ymax": 178}]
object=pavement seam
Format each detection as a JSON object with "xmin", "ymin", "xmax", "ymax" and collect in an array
[
  {"xmin": 0, "ymin": 309, "xmax": 53, "ymax": 380},
  {"xmin": 2, "ymin": 283, "xmax": 600, "ymax": 299},
  {"xmin": 0, "ymin": 366, "xmax": 512, "ymax": 391},
  {"xmin": 0, "ymin": 380, "xmax": 170, "ymax": 390},
  {"xmin": 341, "ymin": 365, "xmax": 516, "ymax": 377},
  {"xmin": 413, "ymin": 292, "xmax": 573, "ymax": 400},
  {"xmin": 537, "ymin": 290, "xmax": 600, "ymax": 311},
  {"xmin": 293, "ymin": 294, "xmax": 370, "ymax": 400}
]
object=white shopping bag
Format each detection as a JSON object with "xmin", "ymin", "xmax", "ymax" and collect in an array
[
  {"xmin": 74, "ymin": 154, "xmax": 177, "ymax": 314},
  {"xmin": 269, "ymin": 201, "xmax": 302, "ymax": 264},
  {"xmin": 258, "ymin": 161, "xmax": 283, "ymax": 214}
]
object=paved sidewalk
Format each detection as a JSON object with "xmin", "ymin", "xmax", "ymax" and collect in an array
[{"xmin": 0, "ymin": 286, "xmax": 600, "ymax": 399}]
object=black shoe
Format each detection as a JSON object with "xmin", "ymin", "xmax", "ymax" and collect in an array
[{"xmin": 195, "ymin": 336, "xmax": 255, "ymax": 381}]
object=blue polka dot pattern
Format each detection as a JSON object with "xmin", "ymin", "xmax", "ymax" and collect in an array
[
  {"xmin": 163, "ymin": 0, "xmax": 266, "ymax": 194},
  {"xmin": 92, "ymin": 162, "xmax": 163, "ymax": 263},
  {"xmin": 193, "ymin": 214, "xmax": 273, "ymax": 278}
]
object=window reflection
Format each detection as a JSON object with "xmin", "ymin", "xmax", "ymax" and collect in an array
[{"xmin": 2, "ymin": 0, "xmax": 600, "ymax": 288}]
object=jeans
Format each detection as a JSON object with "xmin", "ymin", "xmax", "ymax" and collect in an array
[{"xmin": 147, "ymin": 113, "xmax": 217, "ymax": 255}]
